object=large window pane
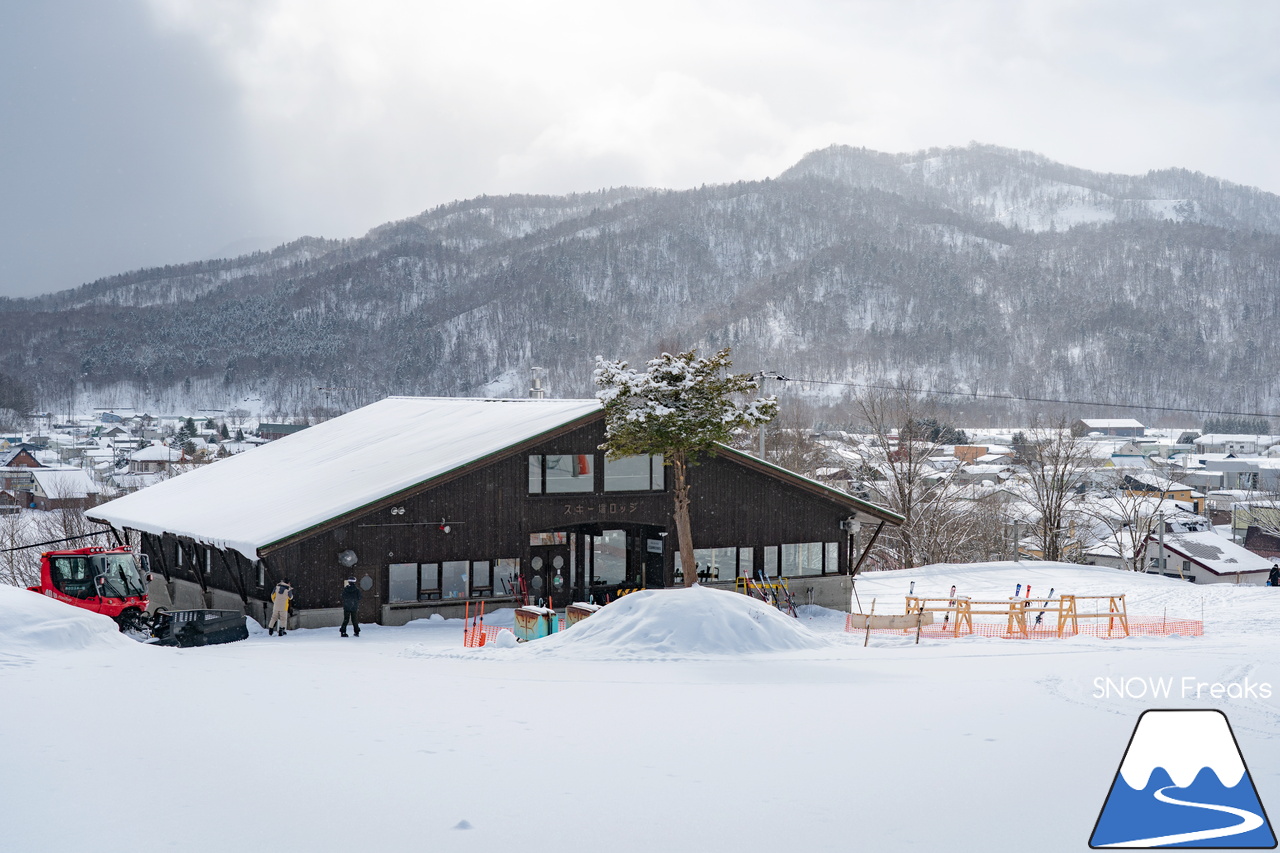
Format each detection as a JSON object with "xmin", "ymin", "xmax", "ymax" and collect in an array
[
  {"xmin": 420, "ymin": 563, "xmax": 440, "ymax": 598},
  {"xmin": 604, "ymin": 455, "xmax": 652, "ymax": 491},
  {"xmin": 388, "ymin": 563, "xmax": 417, "ymax": 602},
  {"xmin": 738, "ymin": 547, "xmax": 754, "ymax": 579},
  {"xmin": 762, "ymin": 546, "xmax": 779, "ymax": 578},
  {"xmin": 545, "ymin": 454, "xmax": 594, "ymax": 493},
  {"xmin": 471, "ymin": 560, "xmax": 491, "ymax": 596},
  {"xmin": 594, "ymin": 530, "xmax": 627, "ymax": 584},
  {"xmin": 693, "ymin": 547, "xmax": 737, "ymax": 581},
  {"xmin": 441, "ymin": 561, "xmax": 468, "ymax": 599},
  {"xmin": 782, "ymin": 542, "xmax": 823, "ymax": 576},
  {"xmin": 825, "ymin": 542, "xmax": 839, "ymax": 574}
]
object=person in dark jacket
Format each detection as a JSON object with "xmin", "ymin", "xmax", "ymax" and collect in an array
[
  {"xmin": 340, "ymin": 576, "xmax": 361, "ymax": 637},
  {"xmin": 1269, "ymin": 564, "xmax": 1279, "ymax": 587}
]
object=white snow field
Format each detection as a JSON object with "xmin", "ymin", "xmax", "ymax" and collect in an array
[{"xmin": 2, "ymin": 561, "xmax": 1278, "ymax": 853}]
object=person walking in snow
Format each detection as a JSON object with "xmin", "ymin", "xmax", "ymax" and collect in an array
[
  {"xmin": 1269, "ymin": 564, "xmax": 1279, "ymax": 587},
  {"xmin": 340, "ymin": 576, "xmax": 361, "ymax": 637},
  {"xmin": 268, "ymin": 578, "xmax": 293, "ymax": 635}
]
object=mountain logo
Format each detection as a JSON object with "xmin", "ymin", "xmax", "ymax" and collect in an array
[{"xmin": 1090, "ymin": 709, "xmax": 1276, "ymax": 848}]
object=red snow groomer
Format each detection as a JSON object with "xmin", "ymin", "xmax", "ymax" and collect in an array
[{"xmin": 27, "ymin": 545, "xmax": 152, "ymax": 632}]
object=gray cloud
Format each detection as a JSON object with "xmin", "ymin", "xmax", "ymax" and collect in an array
[
  {"xmin": 3, "ymin": 0, "xmax": 1279, "ymax": 298},
  {"xmin": 0, "ymin": 0, "xmax": 263, "ymax": 297}
]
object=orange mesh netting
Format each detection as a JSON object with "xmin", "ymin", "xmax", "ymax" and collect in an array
[{"xmin": 844, "ymin": 614, "xmax": 1203, "ymax": 639}]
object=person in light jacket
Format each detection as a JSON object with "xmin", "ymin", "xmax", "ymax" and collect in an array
[
  {"xmin": 340, "ymin": 577, "xmax": 361, "ymax": 637},
  {"xmin": 268, "ymin": 579, "xmax": 293, "ymax": 636}
]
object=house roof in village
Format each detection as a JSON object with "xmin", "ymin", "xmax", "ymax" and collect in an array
[
  {"xmin": 1157, "ymin": 530, "xmax": 1273, "ymax": 576},
  {"xmin": 1194, "ymin": 434, "xmax": 1280, "ymax": 446},
  {"xmin": 130, "ymin": 444, "xmax": 183, "ymax": 462},
  {"xmin": 1078, "ymin": 418, "xmax": 1145, "ymax": 429},
  {"xmin": 90, "ymin": 397, "xmax": 605, "ymax": 561},
  {"xmin": 31, "ymin": 467, "xmax": 101, "ymax": 499}
]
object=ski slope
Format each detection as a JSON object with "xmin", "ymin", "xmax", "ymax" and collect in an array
[{"xmin": 1, "ymin": 561, "xmax": 1277, "ymax": 852}]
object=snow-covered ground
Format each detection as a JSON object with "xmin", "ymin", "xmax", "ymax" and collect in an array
[{"xmin": 2, "ymin": 562, "xmax": 1278, "ymax": 852}]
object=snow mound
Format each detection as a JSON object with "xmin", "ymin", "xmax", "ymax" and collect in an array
[
  {"xmin": 523, "ymin": 586, "xmax": 834, "ymax": 660},
  {"xmin": 0, "ymin": 584, "xmax": 136, "ymax": 656}
]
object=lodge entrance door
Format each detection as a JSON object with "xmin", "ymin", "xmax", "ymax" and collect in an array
[{"xmin": 527, "ymin": 542, "xmax": 570, "ymax": 606}]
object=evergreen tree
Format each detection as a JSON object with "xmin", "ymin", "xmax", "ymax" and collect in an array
[{"xmin": 595, "ymin": 348, "xmax": 777, "ymax": 586}]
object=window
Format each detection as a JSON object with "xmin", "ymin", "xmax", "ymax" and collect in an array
[
  {"xmin": 469, "ymin": 560, "xmax": 492, "ymax": 597},
  {"xmin": 494, "ymin": 558, "xmax": 519, "ymax": 596},
  {"xmin": 528, "ymin": 454, "xmax": 595, "ymax": 493},
  {"xmin": 604, "ymin": 454, "xmax": 664, "ymax": 491},
  {"xmin": 420, "ymin": 563, "xmax": 441, "ymax": 599},
  {"xmin": 761, "ymin": 546, "xmax": 779, "ymax": 578},
  {"xmin": 441, "ymin": 561, "xmax": 468, "ymax": 599},
  {"xmin": 389, "ymin": 563, "xmax": 418, "ymax": 602},
  {"xmin": 255, "ymin": 561, "xmax": 265, "ymax": 587},
  {"xmin": 738, "ymin": 547, "xmax": 754, "ymax": 578},
  {"xmin": 593, "ymin": 530, "xmax": 627, "ymax": 584},
  {"xmin": 825, "ymin": 542, "xmax": 839, "ymax": 574},
  {"xmin": 782, "ymin": 542, "xmax": 824, "ymax": 576},
  {"xmin": 691, "ymin": 547, "xmax": 739, "ymax": 581},
  {"xmin": 50, "ymin": 556, "xmax": 94, "ymax": 599}
]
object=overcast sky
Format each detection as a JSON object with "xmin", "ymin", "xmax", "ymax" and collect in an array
[{"xmin": 2, "ymin": 0, "xmax": 1278, "ymax": 298}]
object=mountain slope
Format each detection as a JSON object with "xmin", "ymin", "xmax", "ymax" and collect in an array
[{"xmin": 2, "ymin": 145, "xmax": 1279, "ymax": 419}]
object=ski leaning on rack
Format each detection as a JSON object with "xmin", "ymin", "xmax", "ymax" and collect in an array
[
  {"xmin": 941, "ymin": 584, "xmax": 957, "ymax": 631},
  {"xmin": 1034, "ymin": 588, "xmax": 1055, "ymax": 625}
]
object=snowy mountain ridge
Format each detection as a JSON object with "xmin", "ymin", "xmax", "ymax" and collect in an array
[{"xmin": 3, "ymin": 143, "xmax": 1280, "ymax": 419}]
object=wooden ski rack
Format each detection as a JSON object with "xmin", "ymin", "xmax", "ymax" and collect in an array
[{"xmin": 1053, "ymin": 594, "xmax": 1129, "ymax": 638}]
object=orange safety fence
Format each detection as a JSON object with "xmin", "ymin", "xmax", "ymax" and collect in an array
[
  {"xmin": 462, "ymin": 619, "xmax": 567, "ymax": 646},
  {"xmin": 845, "ymin": 614, "xmax": 1203, "ymax": 640},
  {"xmin": 463, "ymin": 623, "xmax": 510, "ymax": 647}
]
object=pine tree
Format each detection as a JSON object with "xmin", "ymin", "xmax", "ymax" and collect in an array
[{"xmin": 594, "ymin": 348, "xmax": 777, "ymax": 586}]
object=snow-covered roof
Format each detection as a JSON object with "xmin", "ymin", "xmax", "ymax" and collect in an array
[
  {"xmin": 1078, "ymin": 418, "xmax": 1145, "ymax": 429},
  {"xmin": 1157, "ymin": 530, "xmax": 1273, "ymax": 576},
  {"xmin": 130, "ymin": 444, "xmax": 183, "ymax": 462},
  {"xmin": 90, "ymin": 397, "xmax": 603, "ymax": 561},
  {"xmin": 31, "ymin": 468, "xmax": 101, "ymax": 499},
  {"xmin": 1194, "ymin": 434, "xmax": 1280, "ymax": 446}
]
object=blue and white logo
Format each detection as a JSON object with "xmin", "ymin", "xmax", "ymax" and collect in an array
[{"xmin": 1091, "ymin": 709, "xmax": 1276, "ymax": 848}]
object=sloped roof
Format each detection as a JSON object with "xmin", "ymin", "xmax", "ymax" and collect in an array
[
  {"xmin": 31, "ymin": 468, "xmax": 101, "ymax": 499},
  {"xmin": 1078, "ymin": 418, "xmax": 1145, "ymax": 429},
  {"xmin": 130, "ymin": 444, "xmax": 183, "ymax": 462},
  {"xmin": 89, "ymin": 397, "xmax": 603, "ymax": 561},
  {"xmin": 1157, "ymin": 530, "xmax": 1273, "ymax": 575}
]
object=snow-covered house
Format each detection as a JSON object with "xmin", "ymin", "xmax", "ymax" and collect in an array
[
  {"xmin": 89, "ymin": 397, "xmax": 903, "ymax": 627},
  {"xmin": 1194, "ymin": 434, "xmax": 1280, "ymax": 455},
  {"xmin": 29, "ymin": 468, "xmax": 101, "ymax": 511},
  {"xmin": 1073, "ymin": 418, "xmax": 1145, "ymax": 437},
  {"xmin": 1143, "ymin": 529, "xmax": 1273, "ymax": 585},
  {"xmin": 129, "ymin": 444, "xmax": 184, "ymax": 474}
]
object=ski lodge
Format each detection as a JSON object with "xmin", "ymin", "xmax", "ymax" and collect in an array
[{"xmin": 88, "ymin": 397, "xmax": 902, "ymax": 628}]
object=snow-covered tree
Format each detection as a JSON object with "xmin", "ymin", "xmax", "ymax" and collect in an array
[{"xmin": 594, "ymin": 348, "xmax": 777, "ymax": 587}]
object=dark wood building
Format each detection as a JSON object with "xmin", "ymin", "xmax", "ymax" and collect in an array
[{"xmin": 90, "ymin": 398, "xmax": 902, "ymax": 627}]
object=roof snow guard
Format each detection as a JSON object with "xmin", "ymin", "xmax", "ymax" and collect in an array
[{"xmin": 88, "ymin": 397, "xmax": 603, "ymax": 562}]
